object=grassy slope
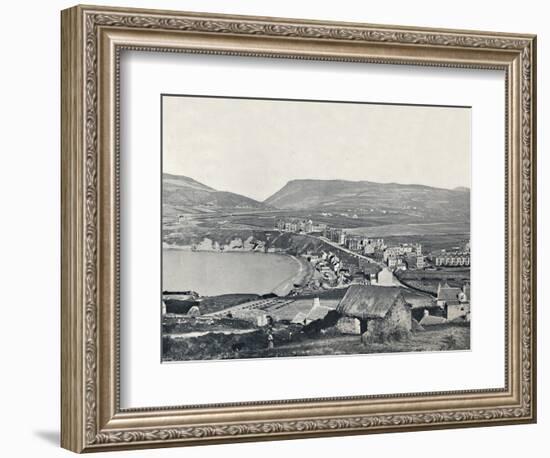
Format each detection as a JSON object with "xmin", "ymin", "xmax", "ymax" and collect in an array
[{"xmin": 163, "ymin": 323, "xmax": 470, "ymax": 361}]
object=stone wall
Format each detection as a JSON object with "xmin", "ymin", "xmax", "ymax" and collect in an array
[
  {"xmin": 336, "ymin": 316, "xmax": 361, "ymax": 335},
  {"xmin": 362, "ymin": 297, "xmax": 412, "ymax": 343},
  {"xmin": 447, "ymin": 302, "xmax": 470, "ymax": 321}
]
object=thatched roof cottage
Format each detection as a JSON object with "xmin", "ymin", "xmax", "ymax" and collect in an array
[{"xmin": 337, "ymin": 285, "xmax": 412, "ymax": 343}]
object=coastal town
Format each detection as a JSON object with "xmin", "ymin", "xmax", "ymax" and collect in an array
[{"xmin": 162, "ymin": 210, "xmax": 471, "ymax": 361}]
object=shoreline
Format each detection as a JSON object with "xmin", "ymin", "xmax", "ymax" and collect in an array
[
  {"xmin": 271, "ymin": 254, "xmax": 312, "ymax": 296},
  {"xmin": 163, "ymin": 243, "xmax": 277, "ymax": 254}
]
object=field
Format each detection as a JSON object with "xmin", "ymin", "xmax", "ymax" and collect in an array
[
  {"xmin": 258, "ymin": 323, "xmax": 470, "ymax": 358},
  {"xmin": 345, "ymin": 221, "xmax": 470, "ymax": 238},
  {"xmin": 162, "ymin": 322, "xmax": 470, "ymax": 361},
  {"xmin": 395, "ymin": 268, "xmax": 470, "ymax": 294},
  {"xmin": 198, "ymin": 294, "xmax": 261, "ymax": 314},
  {"xmin": 165, "ymin": 206, "xmax": 469, "ymax": 234},
  {"xmin": 383, "ymin": 233, "xmax": 470, "ymax": 253}
]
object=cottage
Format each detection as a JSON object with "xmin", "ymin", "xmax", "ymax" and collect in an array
[
  {"xmin": 436, "ymin": 282, "xmax": 461, "ymax": 307},
  {"xmin": 305, "ymin": 297, "xmax": 331, "ymax": 324},
  {"xmin": 336, "ymin": 316, "xmax": 362, "ymax": 335},
  {"xmin": 336, "ymin": 285, "xmax": 412, "ymax": 343},
  {"xmin": 436, "ymin": 282, "xmax": 471, "ymax": 320},
  {"xmin": 445, "ymin": 282, "xmax": 471, "ymax": 321},
  {"xmin": 447, "ymin": 302, "xmax": 470, "ymax": 321}
]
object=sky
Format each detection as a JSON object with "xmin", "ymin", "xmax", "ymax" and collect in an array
[{"xmin": 162, "ymin": 95, "xmax": 471, "ymax": 202}]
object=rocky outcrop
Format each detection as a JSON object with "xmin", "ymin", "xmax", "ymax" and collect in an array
[{"xmin": 192, "ymin": 236, "xmax": 266, "ymax": 252}]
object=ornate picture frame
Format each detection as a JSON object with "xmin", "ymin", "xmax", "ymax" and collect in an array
[{"xmin": 61, "ymin": 4, "xmax": 536, "ymax": 453}]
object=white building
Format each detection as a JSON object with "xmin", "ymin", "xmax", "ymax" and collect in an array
[
  {"xmin": 304, "ymin": 297, "xmax": 331, "ymax": 324},
  {"xmin": 376, "ymin": 267, "xmax": 394, "ymax": 287}
]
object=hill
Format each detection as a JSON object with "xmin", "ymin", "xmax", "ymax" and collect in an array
[
  {"xmin": 163, "ymin": 173, "xmax": 269, "ymax": 214},
  {"xmin": 264, "ymin": 179, "xmax": 469, "ymax": 221}
]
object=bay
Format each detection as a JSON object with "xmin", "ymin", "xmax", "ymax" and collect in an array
[{"xmin": 162, "ymin": 250, "xmax": 301, "ymax": 296}]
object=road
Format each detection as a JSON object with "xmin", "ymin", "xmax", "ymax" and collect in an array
[
  {"xmin": 305, "ymin": 234, "xmax": 412, "ymax": 290},
  {"xmin": 317, "ymin": 236, "xmax": 383, "ymax": 266}
]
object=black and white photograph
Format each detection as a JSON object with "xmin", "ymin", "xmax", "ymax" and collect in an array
[{"xmin": 161, "ymin": 95, "xmax": 472, "ymax": 362}]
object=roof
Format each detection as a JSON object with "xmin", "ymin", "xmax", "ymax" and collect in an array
[
  {"xmin": 291, "ymin": 312, "xmax": 307, "ymax": 324},
  {"xmin": 419, "ymin": 315, "xmax": 447, "ymax": 326},
  {"xmin": 378, "ymin": 267, "xmax": 393, "ymax": 276},
  {"xmin": 437, "ymin": 282, "xmax": 461, "ymax": 302},
  {"xmin": 402, "ymin": 290, "xmax": 435, "ymax": 309},
  {"xmin": 337, "ymin": 285, "xmax": 406, "ymax": 320},
  {"xmin": 306, "ymin": 304, "xmax": 331, "ymax": 322}
]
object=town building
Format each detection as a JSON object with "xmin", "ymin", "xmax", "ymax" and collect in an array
[
  {"xmin": 360, "ymin": 237, "xmax": 387, "ymax": 255},
  {"xmin": 345, "ymin": 234, "xmax": 363, "ymax": 251},
  {"xmin": 405, "ymin": 254, "xmax": 426, "ymax": 270},
  {"xmin": 325, "ymin": 227, "xmax": 346, "ymax": 245},
  {"xmin": 436, "ymin": 281, "xmax": 461, "ymax": 307},
  {"xmin": 436, "ymin": 281, "xmax": 471, "ymax": 321},
  {"xmin": 336, "ymin": 285, "xmax": 413, "ymax": 342},
  {"xmin": 384, "ymin": 243, "xmax": 421, "ymax": 261},
  {"xmin": 277, "ymin": 218, "xmax": 316, "ymax": 233},
  {"xmin": 383, "ymin": 246, "xmax": 401, "ymax": 261},
  {"xmin": 373, "ymin": 267, "xmax": 394, "ymax": 286},
  {"xmin": 311, "ymin": 223, "xmax": 327, "ymax": 233},
  {"xmin": 432, "ymin": 251, "xmax": 471, "ymax": 267},
  {"xmin": 401, "ymin": 244, "xmax": 414, "ymax": 254},
  {"xmin": 363, "ymin": 243, "xmax": 375, "ymax": 255}
]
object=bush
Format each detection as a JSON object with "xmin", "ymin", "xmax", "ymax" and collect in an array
[
  {"xmin": 440, "ymin": 333, "xmax": 459, "ymax": 350},
  {"xmin": 303, "ymin": 310, "xmax": 341, "ymax": 335},
  {"xmin": 162, "ymin": 329, "xmax": 269, "ymax": 361},
  {"xmin": 362, "ymin": 326, "xmax": 411, "ymax": 344}
]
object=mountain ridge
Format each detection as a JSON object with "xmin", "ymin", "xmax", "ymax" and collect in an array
[
  {"xmin": 163, "ymin": 173, "xmax": 269, "ymax": 214},
  {"xmin": 263, "ymin": 178, "xmax": 469, "ymax": 221},
  {"xmin": 163, "ymin": 173, "xmax": 469, "ymax": 223}
]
